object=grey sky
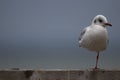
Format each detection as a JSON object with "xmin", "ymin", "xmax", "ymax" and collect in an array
[{"xmin": 0, "ymin": 0, "xmax": 120, "ymax": 69}]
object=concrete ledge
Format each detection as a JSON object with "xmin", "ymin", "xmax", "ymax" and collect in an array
[{"xmin": 0, "ymin": 69, "xmax": 120, "ymax": 80}]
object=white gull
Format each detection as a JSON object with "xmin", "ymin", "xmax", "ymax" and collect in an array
[{"xmin": 79, "ymin": 15, "xmax": 112, "ymax": 69}]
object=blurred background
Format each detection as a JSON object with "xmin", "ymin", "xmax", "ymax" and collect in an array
[{"xmin": 0, "ymin": 0, "xmax": 120, "ymax": 70}]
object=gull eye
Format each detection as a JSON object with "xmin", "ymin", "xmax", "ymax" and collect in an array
[{"xmin": 98, "ymin": 19, "xmax": 103, "ymax": 23}]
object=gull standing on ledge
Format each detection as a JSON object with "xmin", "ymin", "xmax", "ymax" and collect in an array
[{"xmin": 79, "ymin": 15, "xmax": 112, "ymax": 69}]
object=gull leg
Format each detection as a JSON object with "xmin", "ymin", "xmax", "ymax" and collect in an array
[{"xmin": 95, "ymin": 52, "xmax": 99, "ymax": 69}]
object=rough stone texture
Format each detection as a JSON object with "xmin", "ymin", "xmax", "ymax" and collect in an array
[{"xmin": 0, "ymin": 69, "xmax": 120, "ymax": 80}]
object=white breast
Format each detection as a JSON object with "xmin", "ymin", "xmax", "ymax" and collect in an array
[{"xmin": 80, "ymin": 25, "xmax": 108, "ymax": 52}]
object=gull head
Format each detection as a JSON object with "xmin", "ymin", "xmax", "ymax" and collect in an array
[{"xmin": 92, "ymin": 15, "xmax": 112, "ymax": 27}]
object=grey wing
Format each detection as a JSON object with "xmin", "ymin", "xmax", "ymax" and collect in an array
[
  {"xmin": 78, "ymin": 28, "xmax": 87, "ymax": 41},
  {"xmin": 78, "ymin": 28, "xmax": 87, "ymax": 47}
]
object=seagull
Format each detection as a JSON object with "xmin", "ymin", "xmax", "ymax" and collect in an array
[{"xmin": 78, "ymin": 15, "xmax": 112, "ymax": 69}]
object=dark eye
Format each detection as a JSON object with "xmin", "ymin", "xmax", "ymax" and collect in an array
[{"xmin": 98, "ymin": 19, "xmax": 103, "ymax": 23}]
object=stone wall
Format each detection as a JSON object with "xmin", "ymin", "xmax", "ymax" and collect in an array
[{"xmin": 0, "ymin": 69, "xmax": 120, "ymax": 80}]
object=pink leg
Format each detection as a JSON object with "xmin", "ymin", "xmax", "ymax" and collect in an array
[{"xmin": 95, "ymin": 52, "xmax": 99, "ymax": 69}]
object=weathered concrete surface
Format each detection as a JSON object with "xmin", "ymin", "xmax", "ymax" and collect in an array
[{"xmin": 0, "ymin": 69, "xmax": 120, "ymax": 80}]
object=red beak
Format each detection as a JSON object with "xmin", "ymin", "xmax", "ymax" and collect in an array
[{"xmin": 104, "ymin": 23, "xmax": 112, "ymax": 26}]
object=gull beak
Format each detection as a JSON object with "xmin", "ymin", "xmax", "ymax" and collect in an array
[{"xmin": 104, "ymin": 23, "xmax": 112, "ymax": 27}]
